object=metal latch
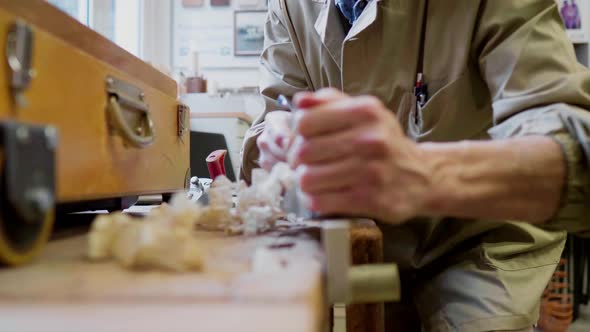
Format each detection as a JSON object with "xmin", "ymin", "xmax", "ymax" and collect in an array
[
  {"xmin": 177, "ymin": 103, "xmax": 189, "ymax": 137},
  {"xmin": 6, "ymin": 20, "xmax": 34, "ymax": 109},
  {"xmin": 0, "ymin": 122, "xmax": 57, "ymax": 226}
]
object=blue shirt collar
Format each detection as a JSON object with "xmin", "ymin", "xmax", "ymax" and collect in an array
[{"xmin": 335, "ymin": 0, "xmax": 370, "ymax": 25}]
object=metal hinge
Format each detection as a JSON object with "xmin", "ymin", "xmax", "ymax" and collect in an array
[
  {"xmin": 6, "ymin": 20, "xmax": 34, "ymax": 109},
  {"xmin": 177, "ymin": 103, "xmax": 189, "ymax": 137}
]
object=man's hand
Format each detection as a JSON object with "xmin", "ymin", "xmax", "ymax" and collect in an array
[
  {"xmin": 289, "ymin": 89, "xmax": 434, "ymax": 224},
  {"xmin": 256, "ymin": 111, "xmax": 292, "ymax": 171},
  {"xmin": 261, "ymin": 89, "xmax": 565, "ymax": 225},
  {"xmin": 256, "ymin": 90, "xmax": 350, "ymax": 171}
]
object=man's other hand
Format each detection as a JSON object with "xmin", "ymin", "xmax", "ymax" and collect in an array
[
  {"xmin": 256, "ymin": 111, "xmax": 292, "ymax": 171},
  {"xmin": 256, "ymin": 89, "xmax": 347, "ymax": 172}
]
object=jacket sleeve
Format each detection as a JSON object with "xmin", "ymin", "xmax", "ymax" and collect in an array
[
  {"xmin": 239, "ymin": 0, "xmax": 309, "ymax": 183},
  {"xmin": 473, "ymin": 0, "xmax": 590, "ymax": 235}
]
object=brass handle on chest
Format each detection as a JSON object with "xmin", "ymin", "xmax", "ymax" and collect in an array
[{"xmin": 105, "ymin": 76, "xmax": 155, "ymax": 148}]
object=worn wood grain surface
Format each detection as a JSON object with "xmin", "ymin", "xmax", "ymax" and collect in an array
[{"xmin": 0, "ymin": 221, "xmax": 325, "ymax": 332}]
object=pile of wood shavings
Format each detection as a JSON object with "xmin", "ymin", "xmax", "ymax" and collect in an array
[{"xmin": 87, "ymin": 163, "xmax": 295, "ymax": 272}]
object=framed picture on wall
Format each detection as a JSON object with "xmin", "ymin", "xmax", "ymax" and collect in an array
[
  {"xmin": 557, "ymin": 0, "xmax": 588, "ymax": 43},
  {"xmin": 236, "ymin": 0, "xmax": 267, "ymax": 8},
  {"xmin": 559, "ymin": 0, "xmax": 582, "ymax": 29},
  {"xmin": 234, "ymin": 10, "xmax": 266, "ymax": 56},
  {"xmin": 182, "ymin": 0, "xmax": 205, "ymax": 8},
  {"xmin": 211, "ymin": 0, "xmax": 231, "ymax": 7}
]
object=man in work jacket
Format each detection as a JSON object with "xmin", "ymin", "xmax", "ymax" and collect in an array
[{"xmin": 240, "ymin": 1, "xmax": 590, "ymax": 331}]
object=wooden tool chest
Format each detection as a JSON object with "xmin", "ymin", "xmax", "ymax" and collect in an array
[{"xmin": 0, "ymin": 0, "xmax": 190, "ymax": 265}]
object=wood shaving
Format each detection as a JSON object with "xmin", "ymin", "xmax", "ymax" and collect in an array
[
  {"xmin": 87, "ymin": 163, "xmax": 295, "ymax": 271},
  {"xmin": 87, "ymin": 201, "xmax": 204, "ymax": 272}
]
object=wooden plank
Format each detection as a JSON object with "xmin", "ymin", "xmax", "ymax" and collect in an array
[
  {"xmin": 0, "ymin": 0, "xmax": 176, "ymax": 97},
  {"xmin": 0, "ymin": 225, "xmax": 325, "ymax": 332},
  {"xmin": 0, "ymin": 303, "xmax": 319, "ymax": 332}
]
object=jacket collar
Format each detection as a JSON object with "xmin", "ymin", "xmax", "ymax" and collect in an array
[
  {"xmin": 314, "ymin": 0, "xmax": 346, "ymax": 67},
  {"xmin": 314, "ymin": 0, "xmax": 382, "ymax": 67},
  {"xmin": 347, "ymin": 0, "xmax": 380, "ymax": 40}
]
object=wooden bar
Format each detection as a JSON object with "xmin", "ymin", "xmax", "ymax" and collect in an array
[
  {"xmin": 0, "ymin": 213, "xmax": 386, "ymax": 331},
  {"xmin": 0, "ymin": 216, "xmax": 326, "ymax": 332},
  {"xmin": 347, "ymin": 220, "xmax": 385, "ymax": 332}
]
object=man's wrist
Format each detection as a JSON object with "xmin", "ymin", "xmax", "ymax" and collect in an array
[
  {"xmin": 414, "ymin": 137, "xmax": 565, "ymax": 223},
  {"xmin": 415, "ymin": 142, "xmax": 467, "ymax": 218}
]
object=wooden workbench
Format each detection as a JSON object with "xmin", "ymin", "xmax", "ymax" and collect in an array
[
  {"xmin": 0, "ymin": 208, "xmax": 385, "ymax": 332},
  {"xmin": 0, "ymin": 215, "xmax": 326, "ymax": 332}
]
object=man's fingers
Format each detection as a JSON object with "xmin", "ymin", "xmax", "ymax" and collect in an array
[
  {"xmin": 265, "ymin": 111, "xmax": 292, "ymax": 134},
  {"xmin": 293, "ymin": 88, "xmax": 346, "ymax": 109},
  {"xmin": 257, "ymin": 135, "xmax": 282, "ymax": 171},
  {"xmin": 258, "ymin": 153, "xmax": 281, "ymax": 171},
  {"xmin": 295, "ymin": 96, "xmax": 383, "ymax": 138},
  {"xmin": 257, "ymin": 110, "xmax": 294, "ymax": 169},
  {"xmin": 295, "ymin": 157, "xmax": 363, "ymax": 194},
  {"xmin": 265, "ymin": 110, "xmax": 292, "ymax": 122},
  {"xmin": 257, "ymin": 131, "xmax": 287, "ymax": 170},
  {"xmin": 266, "ymin": 138, "xmax": 287, "ymax": 161},
  {"xmin": 288, "ymin": 126, "xmax": 367, "ymax": 167},
  {"xmin": 304, "ymin": 189, "xmax": 370, "ymax": 217}
]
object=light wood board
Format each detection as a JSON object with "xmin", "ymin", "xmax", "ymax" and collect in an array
[{"xmin": 0, "ymin": 227, "xmax": 326, "ymax": 332}]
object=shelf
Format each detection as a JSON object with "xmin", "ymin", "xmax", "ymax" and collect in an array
[{"xmin": 568, "ymin": 29, "xmax": 589, "ymax": 44}]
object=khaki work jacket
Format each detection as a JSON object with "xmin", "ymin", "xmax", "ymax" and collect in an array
[{"xmin": 241, "ymin": 1, "xmax": 590, "ymax": 330}]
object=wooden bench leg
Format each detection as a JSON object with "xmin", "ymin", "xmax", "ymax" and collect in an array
[{"xmin": 347, "ymin": 220, "xmax": 385, "ymax": 332}]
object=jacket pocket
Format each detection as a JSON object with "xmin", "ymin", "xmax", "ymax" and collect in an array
[
  {"xmin": 481, "ymin": 224, "xmax": 566, "ymax": 271},
  {"xmin": 399, "ymin": 74, "xmax": 464, "ymax": 141},
  {"xmin": 398, "ymin": 91, "xmax": 421, "ymax": 140},
  {"xmin": 410, "ymin": 72, "xmax": 493, "ymax": 142}
]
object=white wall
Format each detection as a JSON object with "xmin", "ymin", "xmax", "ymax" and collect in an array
[
  {"xmin": 114, "ymin": 0, "xmax": 141, "ymax": 56},
  {"xmin": 141, "ymin": 0, "xmax": 263, "ymax": 89},
  {"xmin": 200, "ymin": 68, "xmax": 261, "ymax": 90},
  {"xmin": 91, "ymin": 0, "xmax": 114, "ymax": 40},
  {"xmin": 142, "ymin": 0, "xmax": 172, "ymax": 69}
]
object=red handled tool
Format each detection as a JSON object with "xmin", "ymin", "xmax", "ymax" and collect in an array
[{"xmin": 206, "ymin": 149, "xmax": 227, "ymax": 180}]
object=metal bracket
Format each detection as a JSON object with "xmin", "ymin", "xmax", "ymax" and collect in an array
[
  {"xmin": 177, "ymin": 103, "xmax": 189, "ymax": 137},
  {"xmin": 6, "ymin": 20, "xmax": 34, "ymax": 109},
  {"xmin": 0, "ymin": 121, "xmax": 57, "ymax": 224},
  {"xmin": 106, "ymin": 76, "xmax": 149, "ymax": 113},
  {"xmin": 184, "ymin": 167, "xmax": 192, "ymax": 190}
]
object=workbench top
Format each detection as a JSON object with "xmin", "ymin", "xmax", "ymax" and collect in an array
[{"xmin": 0, "ymin": 218, "xmax": 326, "ymax": 332}]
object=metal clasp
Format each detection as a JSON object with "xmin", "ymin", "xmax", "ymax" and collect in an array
[
  {"xmin": 6, "ymin": 20, "xmax": 35, "ymax": 109},
  {"xmin": 105, "ymin": 76, "xmax": 155, "ymax": 148}
]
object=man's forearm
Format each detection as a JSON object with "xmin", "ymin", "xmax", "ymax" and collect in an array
[{"xmin": 420, "ymin": 136, "xmax": 566, "ymax": 224}]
